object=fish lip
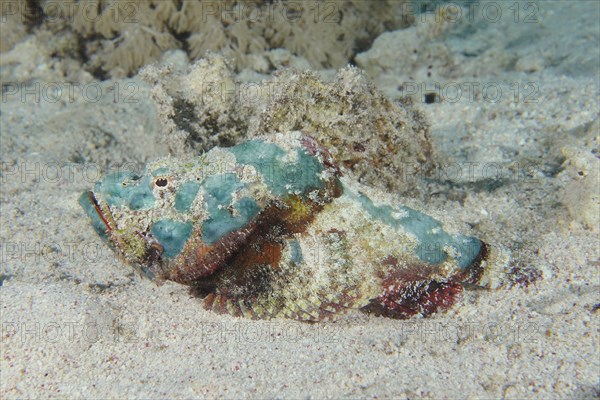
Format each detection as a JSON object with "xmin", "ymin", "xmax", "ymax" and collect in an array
[
  {"xmin": 86, "ymin": 191, "xmax": 114, "ymax": 232},
  {"xmin": 79, "ymin": 190, "xmax": 111, "ymax": 237}
]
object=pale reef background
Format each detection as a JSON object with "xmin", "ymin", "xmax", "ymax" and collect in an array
[{"xmin": 0, "ymin": 1, "xmax": 599, "ymax": 399}]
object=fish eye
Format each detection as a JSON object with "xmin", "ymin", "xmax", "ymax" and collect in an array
[{"xmin": 155, "ymin": 177, "xmax": 168, "ymax": 188}]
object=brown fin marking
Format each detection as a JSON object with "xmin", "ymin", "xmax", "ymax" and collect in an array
[
  {"xmin": 189, "ymin": 192, "xmax": 353, "ymax": 320},
  {"xmin": 361, "ymin": 279, "xmax": 464, "ymax": 319},
  {"xmin": 203, "ymin": 293, "xmax": 261, "ymax": 320},
  {"xmin": 166, "ymin": 226, "xmax": 258, "ymax": 284},
  {"xmin": 361, "ymin": 255, "xmax": 473, "ymax": 319},
  {"xmin": 217, "ymin": 295, "xmax": 228, "ymax": 315},
  {"xmin": 203, "ymin": 294, "xmax": 231, "ymax": 316},
  {"xmin": 187, "ymin": 196, "xmax": 329, "ymax": 317},
  {"xmin": 227, "ymin": 297, "xmax": 243, "ymax": 318},
  {"xmin": 236, "ymin": 299, "xmax": 256, "ymax": 319},
  {"xmin": 203, "ymin": 292, "xmax": 217, "ymax": 310},
  {"xmin": 166, "ymin": 193, "xmax": 327, "ymax": 285},
  {"xmin": 211, "ymin": 241, "xmax": 283, "ymax": 300},
  {"xmin": 167, "ymin": 201, "xmax": 285, "ymax": 284},
  {"xmin": 193, "ymin": 250, "xmax": 282, "ymax": 320},
  {"xmin": 245, "ymin": 301, "xmax": 267, "ymax": 320},
  {"xmin": 363, "ymin": 240, "xmax": 491, "ymax": 319},
  {"xmin": 189, "ymin": 224, "xmax": 285, "ymax": 320}
]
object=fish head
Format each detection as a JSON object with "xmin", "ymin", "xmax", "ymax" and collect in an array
[{"xmin": 78, "ymin": 162, "xmax": 204, "ymax": 279}]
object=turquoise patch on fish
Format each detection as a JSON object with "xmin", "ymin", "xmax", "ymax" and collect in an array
[
  {"xmin": 150, "ymin": 220, "xmax": 193, "ymax": 259},
  {"xmin": 201, "ymin": 174, "xmax": 261, "ymax": 244},
  {"xmin": 80, "ymin": 132, "xmax": 491, "ymax": 321},
  {"xmin": 174, "ymin": 181, "xmax": 200, "ymax": 213}
]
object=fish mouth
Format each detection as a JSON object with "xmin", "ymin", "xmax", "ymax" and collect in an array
[
  {"xmin": 79, "ymin": 190, "xmax": 166, "ymax": 279},
  {"xmin": 87, "ymin": 191, "xmax": 113, "ymax": 230},
  {"xmin": 79, "ymin": 191, "xmax": 113, "ymax": 237},
  {"xmin": 79, "ymin": 190, "xmax": 132, "ymax": 252}
]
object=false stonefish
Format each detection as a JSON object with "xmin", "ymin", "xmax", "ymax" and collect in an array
[{"xmin": 80, "ymin": 131, "xmax": 491, "ymax": 321}]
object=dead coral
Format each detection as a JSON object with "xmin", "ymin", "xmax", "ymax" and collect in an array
[
  {"xmin": 139, "ymin": 54, "xmax": 253, "ymax": 157},
  {"xmin": 0, "ymin": 0, "xmax": 36, "ymax": 52},
  {"xmin": 141, "ymin": 55, "xmax": 434, "ymax": 195},
  {"xmin": 248, "ymin": 67, "xmax": 435, "ymax": 195},
  {"xmin": 41, "ymin": 0, "xmax": 179, "ymax": 77},
  {"xmin": 29, "ymin": 0, "xmax": 412, "ymax": 78}
]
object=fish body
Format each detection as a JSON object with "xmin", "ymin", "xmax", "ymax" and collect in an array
[{"xmin": 80, "ymin": 132, "xmax": 488, "ymax": 321}]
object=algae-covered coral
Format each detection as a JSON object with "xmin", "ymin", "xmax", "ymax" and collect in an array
[
  {"xmin": 140, "ymin": 54, "xmax": 435, "ymax": 195},
  {"xmin": 1, "ymin": 0, "xmax": 413, "ymax": 78},
  {"xmin": 247, "ymin": 67, "xmax": 435, "ymax": 195}
]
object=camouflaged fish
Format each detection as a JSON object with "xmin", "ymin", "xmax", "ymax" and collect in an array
[{"xmin": 80, "ymin": 131, "xmax": 490, "ymax": 321}]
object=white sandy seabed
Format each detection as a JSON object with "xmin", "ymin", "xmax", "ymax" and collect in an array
[{"xmin": 0, "ymin": 1, "xmax": 598, "ymax": 399}]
